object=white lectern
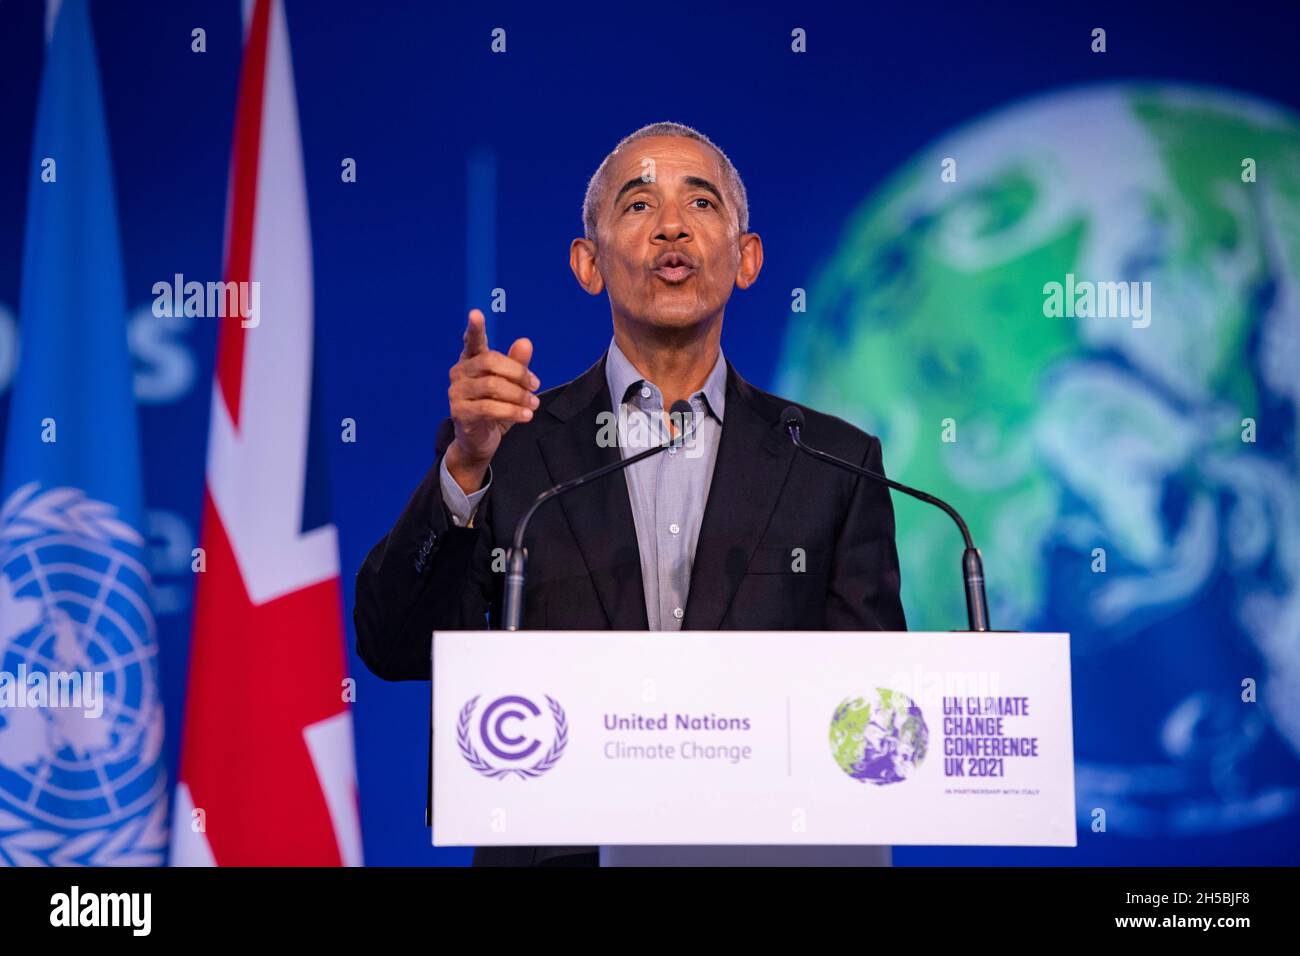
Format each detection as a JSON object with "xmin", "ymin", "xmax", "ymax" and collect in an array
[{"xmin": 431, "ymin": 630, "xmax": 1076, "ymax": 864}]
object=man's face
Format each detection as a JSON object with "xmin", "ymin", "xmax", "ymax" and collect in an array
[{"xmin": 592, "ymin": 135, "xmax": 744, "ymax": 331}]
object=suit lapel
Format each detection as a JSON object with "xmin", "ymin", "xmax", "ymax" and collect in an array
[
  {"xmin": 683, "ymin": 363, "xmax": 796, "ymax": 631},
  {"xmin": 536, "ymin": 356, "xmax": 649, "ymax": 631}
]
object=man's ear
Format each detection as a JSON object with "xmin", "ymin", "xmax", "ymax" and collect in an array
[
  {"xmin": 734, "ymin": 232, "xmax": 764, "ymax": 290},
  {"xmin": 570, "ymin": 238, "xmax": 605, "ymax": 295}
]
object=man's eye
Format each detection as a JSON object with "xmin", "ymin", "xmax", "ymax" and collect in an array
[
  {"xmin": 692, "ymin": 198, "xmax": 714, "ymax": 209},
  {"xmin": 627, "ymin": 200, "xmax": 649, "ymax": 212}
]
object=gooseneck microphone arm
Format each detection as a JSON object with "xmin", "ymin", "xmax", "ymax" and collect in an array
[
  {"xmin": 503, "ymin": 399, "xmax": 698, "ymax": 631},
  {"xmin": 780, "ymin": 406, "xmax": 991, "ymax": 632}
]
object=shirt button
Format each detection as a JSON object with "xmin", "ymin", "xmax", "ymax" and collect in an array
[
  {"xmin": 640, "ymin": 386, "xmax": 652, "ymax": 399},
  {"xmin": 669, "ymin": 523, "xmax": 680, "ymax": 535},
  {"xmin": 673, "ymin": 607, "xmax": 684, "ymax": 620}
]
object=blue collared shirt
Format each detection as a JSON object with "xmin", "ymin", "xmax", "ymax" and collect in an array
[{"xmin": 439, "ymin": 338, "xmax": 727, "ymax": 630}]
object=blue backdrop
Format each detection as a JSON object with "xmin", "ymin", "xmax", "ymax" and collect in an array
[{"xmin": 1, "ymin": 0, "xmax": 1297, "ymax": 865}]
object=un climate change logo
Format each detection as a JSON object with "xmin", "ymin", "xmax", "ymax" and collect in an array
[
  {"xmin": 458, "ymin": 694, "xmax": 567, "ymax": 779},
  {"xmin": 0, "ymin": 484, "xmax": 167, "ymax": 865},
  {"xmin": 830, "ymin": 690, "xmax": 929, "ymax": 785}
]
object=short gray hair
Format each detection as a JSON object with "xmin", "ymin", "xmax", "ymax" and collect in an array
[{"xmin": 582, "ymin": 121, "xmax": 750, "ymax": 241}]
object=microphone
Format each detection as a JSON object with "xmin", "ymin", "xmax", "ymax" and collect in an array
[
  {"xmin": 503, "ymin": 398, "xmax": 698, "ymax": 631},
  {"xmin": 780, "ymin": 405, "xmax": 991, "ymax": 632}
]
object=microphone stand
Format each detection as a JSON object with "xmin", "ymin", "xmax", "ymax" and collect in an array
[
  {"xmin": 503, "ymin": 399, "xmax": 697, "ymax": 630},
  {"xmin": 782, "ymin": 408, "xmax": 990, "ymax": 632}
]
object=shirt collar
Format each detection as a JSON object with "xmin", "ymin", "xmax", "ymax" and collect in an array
[{"xmin": 604, "ymin": 336, "xmax": 727, "ymax": 423}]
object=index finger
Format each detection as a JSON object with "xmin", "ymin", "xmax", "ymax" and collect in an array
[{"xmin": 461, "ymin": 309, "xmax": 488, "ymax": 359}]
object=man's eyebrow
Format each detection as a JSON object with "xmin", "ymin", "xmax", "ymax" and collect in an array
[
  {"xmin": 682, "ymin": 176, "xmax": 725, "ymax": 205},
  {"xmin": 611, "ymin": 174, "xmax": 727, "ymax": 208}
]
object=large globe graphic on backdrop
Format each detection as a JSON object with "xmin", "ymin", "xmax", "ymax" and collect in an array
[{"xmin": 778, "ymin": 84, "xmax": 1300, "ymax": 839}]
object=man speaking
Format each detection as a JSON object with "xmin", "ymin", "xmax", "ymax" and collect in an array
[{"xmin": 354, "ymin": 121, "xmax": 907, "ymax": 866}]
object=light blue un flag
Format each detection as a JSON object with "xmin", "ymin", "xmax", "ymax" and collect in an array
[{"xmin": 0, "ymin": 0, "xmax": 168, "ymax": 866}]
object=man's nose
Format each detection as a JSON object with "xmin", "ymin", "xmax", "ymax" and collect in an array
[{"xmin": 653, "ymin": 205, "xmax": 689, "ymax": 242}]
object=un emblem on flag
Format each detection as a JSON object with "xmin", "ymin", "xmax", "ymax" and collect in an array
[{"xmin": 0, "ymin": 484, "xmax": 167, "ymax": 866}]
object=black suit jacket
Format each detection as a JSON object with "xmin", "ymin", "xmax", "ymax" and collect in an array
[{"xmin": 353, "ymin": 354, "xmax": 906, "ymax": 866}]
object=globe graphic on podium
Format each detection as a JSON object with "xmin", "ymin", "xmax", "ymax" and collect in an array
[
  {"xmin": 779, "ymin": 84, "xmax": 1300, "ymax": 839},
  {"xmin": 830, "ymin": 690, "xmax": 929, "ymax": 785}
]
